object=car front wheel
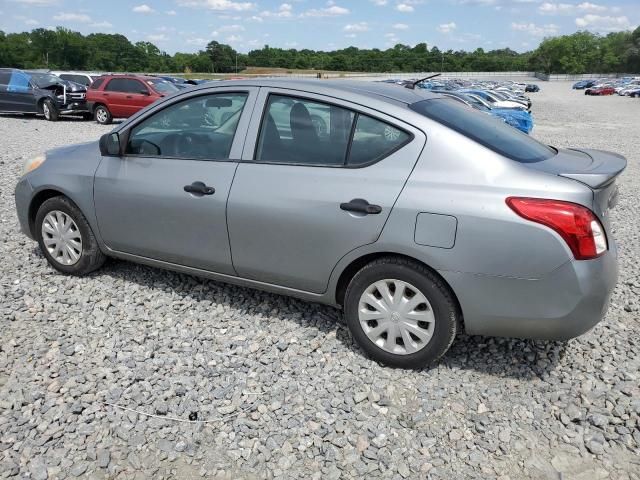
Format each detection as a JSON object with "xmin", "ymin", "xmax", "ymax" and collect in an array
[
  {"xmin": 344, "ymin": 257, "xmax": 460, "ymax": 368},
  {"xmin": 42, "ymin": 99, "xmax": 59, "ymax": 121},
  {"xmin": 35, "ymin": 196, "xmax": 106, "ymax": 275}
]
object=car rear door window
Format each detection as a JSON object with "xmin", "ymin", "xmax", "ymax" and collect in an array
[
  {"xmin": 105, "ymin": 78, "xmax": 128, "ymax": 92},
  {"xmin": 256, "ymin": 95, "xmax": 354, "ymax": 166},
  {"xmin": 125, "ymin": 92, "xmax": 248, "ymax": 160},
  {"xmin": 347, "ymin": 115, "xmax": 411, "ymax": 166}
]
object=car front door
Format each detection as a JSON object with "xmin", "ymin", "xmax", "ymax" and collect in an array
[
  {"xmin": 123, "ymin": 79, "xmax": 156, "ymax": 117},
  {"xmin": 227, "ymin": 89, "xmax": 426, "ymax": 293},
  {"xmin": 94, "ymin": 88, "xmax": 258, "ymax": 274}
]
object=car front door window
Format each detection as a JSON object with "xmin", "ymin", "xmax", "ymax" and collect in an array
[{"xmin": 125, "ymin": 92, "xmax": 248, "ymax": 160}]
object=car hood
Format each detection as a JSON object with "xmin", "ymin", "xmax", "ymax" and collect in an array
[{"xmin": 47, "ymin": 141, "xmax": 98, "ymax": 160}]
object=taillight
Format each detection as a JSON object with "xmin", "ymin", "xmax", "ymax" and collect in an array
[{"xmin": 506, "ymin": 197, "xmax": 607, "ymax": 260}]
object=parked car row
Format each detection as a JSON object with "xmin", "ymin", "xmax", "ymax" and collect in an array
[
  {"xmin": 0, "ymin": 69, "xmax": 217, "ymax": 122},
  {"xmin": 380, "ymin": 78, "xmax": 536, "ymax": 134},
  {"xmin": 573, "ymin": 77, "xmax": 640, "ymax": 97}
]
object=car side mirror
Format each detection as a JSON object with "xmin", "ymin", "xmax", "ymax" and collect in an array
[
  {"xmin": 140, "ymin": 90, "xmax": 150, "ymax": 96},
  {"xmin": 99, "ymin": 132, "xmax": 121, "ymax": 156}
]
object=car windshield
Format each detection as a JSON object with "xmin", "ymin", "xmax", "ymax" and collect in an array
[
  {"xmin": 145, "ymin": 79, "xmax": 180, "ymax": 94},
  {"xmin": 410, "ymin": 98, "xmax": 555, "ymax": 163},
  {"xmin": 30, "ymin": 73, "xmax": 62, "ymax": 87}
]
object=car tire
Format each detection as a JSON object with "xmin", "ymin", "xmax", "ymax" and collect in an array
[
  {"xmin": 94, "ymin": 105, "xmax": 112, "ymax": 125},
  {"xmin": 35, "ymin": 196, "xmax": 106, "ymax": 276},
  {"xmin": 343, "ymin": 256, "xmax": 460, "ymax": 369},
  {"xmin": 42, "ymin": 99, "xmax": 59, "ymax": 121}
]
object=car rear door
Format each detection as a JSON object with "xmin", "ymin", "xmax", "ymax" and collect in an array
[
  {"xmin": 94, "ymin": 87, "xmax": 258, "ymax": 274},
  {"xmin": 226, "ymin": 88, "xmax": 426, "ymax": 294},
  {"xmin": 103, "ymin": 78, "xmax": 130, "ymax": 117}
]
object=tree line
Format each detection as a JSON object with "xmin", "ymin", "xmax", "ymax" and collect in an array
[{"xmin": 0, "ymin": 27, "xmax": 638, "ymax": 75}]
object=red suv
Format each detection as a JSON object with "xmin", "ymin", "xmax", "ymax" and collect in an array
[{"xmin": 86, "ymin": 75, "xmax": 179, "ymax": 124}]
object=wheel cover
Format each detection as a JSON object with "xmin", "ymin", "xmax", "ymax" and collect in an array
[
  {"xmin": 358, "ymin": 279, "xmax": 435, "ymax": 355},
  {"xmin": 96, "ymin": 109, "xmax": 107, "ymax": 123},
  {"xmin": 43, "ymin": 103, "xmax": 50, "ymax": 119},
  {"xmin": 41, "ymin": 210, "xmax": 83, "ymax": 266}
]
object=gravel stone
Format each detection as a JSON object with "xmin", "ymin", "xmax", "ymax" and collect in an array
[
  {"xmin": 96, "ymin": 449, "xmax": 110, "ymax": 469},
  {"xmin": 28, "ymin": 457, "xmax": 48, "ymax": 480},
  {"xmin": 0, "ymin": 81, "xmax": 638, "ymax": 479}
]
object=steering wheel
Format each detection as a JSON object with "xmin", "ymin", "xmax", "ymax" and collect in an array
[
  {"xmin": 136, "ymin": 139, "xmax": 161, "ymax": 156},
  {"xmin": 175, "ymin": 134, "xmax": 197, "ymax": 157}
]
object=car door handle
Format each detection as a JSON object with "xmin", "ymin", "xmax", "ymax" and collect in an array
[
  {"xmin": 340, "ymin": 199, "xmax": 382, "ymax": 215},
  {"xmin": 184, "ymin": 181, "xmax": 215, "ymax": 196},
  {"xmin": 126, "ymin": 95, "xmax": 132, "ymax": 99}
]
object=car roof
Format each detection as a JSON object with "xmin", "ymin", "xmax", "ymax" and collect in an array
[
  {"xmin": 185, "ymin": 78, "xmax": 442, "ymax": 106},
  {"xmin": 99, "ymin": 74, "xmax": 158, "ymax": 80}
]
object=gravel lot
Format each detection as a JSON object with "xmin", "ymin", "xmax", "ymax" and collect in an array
[{"xmin": 1, "ymin": 81, "xmax": 638, "ymax": 480}]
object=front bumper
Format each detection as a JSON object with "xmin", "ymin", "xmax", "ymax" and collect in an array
[
  {"xmin": 15, "ymin": 176, "xmax": 35, "ymax": 240},
  {"xmin": 55, "ymin": 96, "xmax": 89, "ymax": 114},
  {"xmin": 441, "ymin": 246, "xmax": 618, "ymax": 340}
]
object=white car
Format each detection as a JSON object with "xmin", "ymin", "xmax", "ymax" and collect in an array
[
  {"xmin": 617, "ymin": 82, "xmax": 640, "ymax": 95},
  {"xmin": 50, "ymin": 71, "xmax": 103, "ymax": 88}
]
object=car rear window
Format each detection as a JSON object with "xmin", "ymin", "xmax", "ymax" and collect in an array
[
  {"xmin": 410, "ymin": 98, "xmax": 555, "ymax": 163},
  {"xmin": 61, "ymin": 74, "xmax": 90, "ymax": 86},
  {"xmin": 90, "ymin": 78, "xmax": 104, "ymax": 89}
]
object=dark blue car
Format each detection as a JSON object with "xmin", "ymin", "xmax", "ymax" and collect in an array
[{"xmin": 573, "ymin": 80, "xmax": 595, "ymax": 90}]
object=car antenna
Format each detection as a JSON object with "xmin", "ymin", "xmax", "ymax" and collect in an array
[{"xmin": 405, "ymin": 73, "xmax": 442, "ymax": 90}]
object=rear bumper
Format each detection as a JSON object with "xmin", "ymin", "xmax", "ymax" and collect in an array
[
  {"xmin": 441, "ymin": 245, "xmax": 618, "ymax": 340},
  {"xmin": 15, "ymin": 176, "xmax": 35, "ymax": 240}
]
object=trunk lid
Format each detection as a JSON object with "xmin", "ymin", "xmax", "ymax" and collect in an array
[{"xmin": 524, "ymin": 147, "xmax": 626, "ymax": 225}]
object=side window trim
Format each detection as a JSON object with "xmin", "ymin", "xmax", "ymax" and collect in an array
[
  {"xmin": 343, "ymin": 112, "xmax": 359, "ymax": 166},
  {"xmin": 121, "ymin": 89, "xmax": 255, "ymax": 162},
  {"xmin": 251, "ymin": 91, "xmax": 414, "ymax": 169}
]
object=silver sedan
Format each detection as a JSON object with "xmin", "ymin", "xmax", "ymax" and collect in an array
[{"xmin": 14, "ymin": 79, "xmax": 626, "ymax": 368}]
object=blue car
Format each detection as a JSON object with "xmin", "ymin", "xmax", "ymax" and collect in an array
[
  {"xmin": 573, "ymin": 80, "xmax": 595, "ymax": 90},
  {"xmin": 440, "ymin": 92, "xmax": 533, "ymax": 134},
  {"xmin": 490, "ymin": 107, "xmax": 533, "ymax": 134}
]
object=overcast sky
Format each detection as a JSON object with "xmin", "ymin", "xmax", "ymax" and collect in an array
[{"xmin": 1, "ymin": 0, "xmax": 638, "ymax": 53}]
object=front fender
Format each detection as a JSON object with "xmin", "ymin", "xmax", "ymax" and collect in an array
[{"xmin": 25, "ymin": 142, "xmax": 105, "ymax": 247}]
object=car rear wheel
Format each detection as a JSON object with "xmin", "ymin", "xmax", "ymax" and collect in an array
[
  {"xmin": 35, "ymin": 196, "xmax": 106, "ymax": 275},
  {"xmin": 94, "ymin": 105, "xmax": 112, "ymax": 125},
  {"xmin": 344, "ymin": 257, "xmax": 460, "ymax": 368},
  {"xmin": 42, "ymin": 99, "xmax": 59, "ymax": 121}
]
